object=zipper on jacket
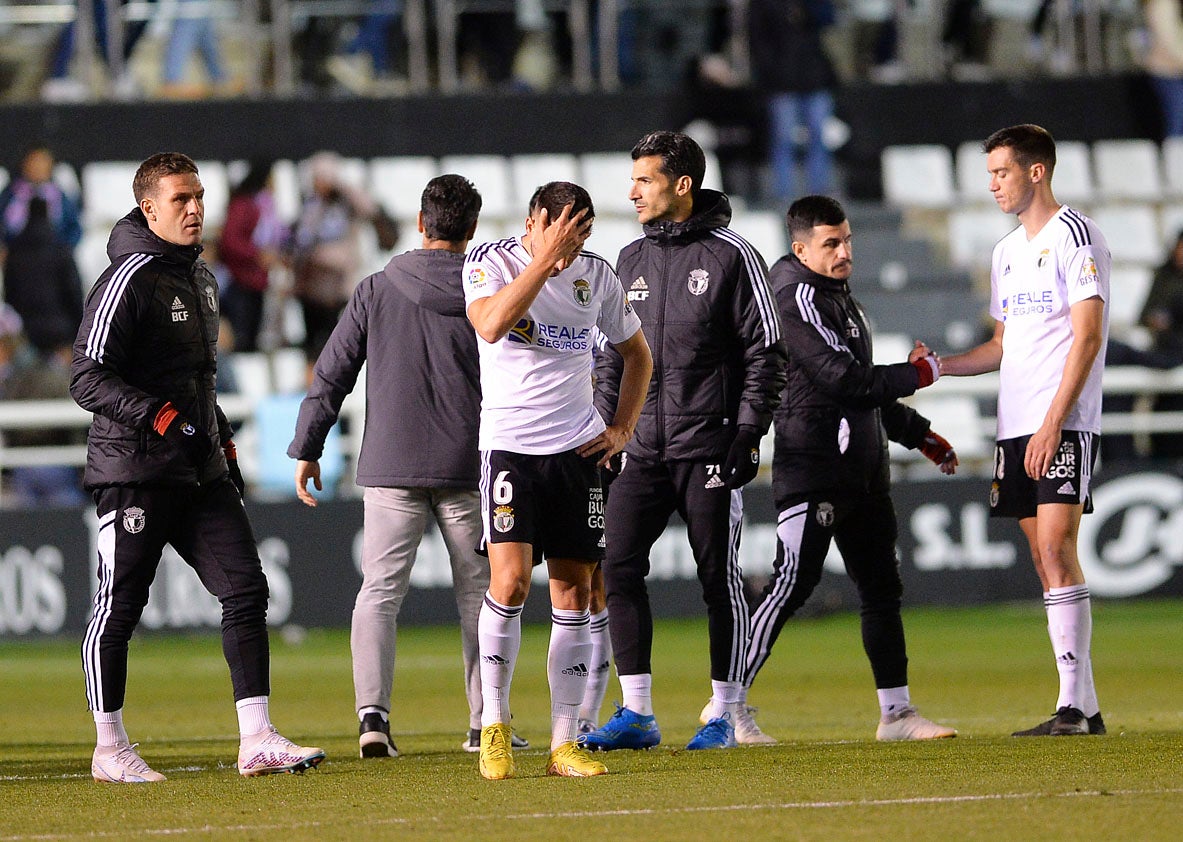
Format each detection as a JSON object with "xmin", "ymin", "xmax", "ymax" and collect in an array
[
  {"xmin": 653, "ymin": 241, "xmax": 669, "ymax": 456},
  {"xmin": 188, "ymin": 267, "xmax": 215, "ymax": 483}
]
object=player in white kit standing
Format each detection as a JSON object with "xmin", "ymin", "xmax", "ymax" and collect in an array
[
  {"xmin": 941, "ymin": 124, "xmax": 1109, "ymax": 736},
  {"xmin": 463, "ymin": 181, "xmax": 652, "ymax": 778}
]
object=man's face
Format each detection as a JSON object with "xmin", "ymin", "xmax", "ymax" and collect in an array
[
  {"xmin": 142, "ymin": 172, "xmax": 205, "ymax": 247},
  {"xmin": 986, "ymin": 146, "xmax": 1036, "ymax": 216},
  {"xmin": 793, "ymin": 220, "xmax": 853, "ymax": 281},
  {"xmin": 22, "ymin": 150, "xmax": 54, "ymax": 183},
  {"xmin": 628, "ymin": 155, "xmax": 689, "ymax": 225}
]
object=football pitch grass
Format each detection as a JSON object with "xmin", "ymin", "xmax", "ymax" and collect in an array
[{"xmin": 2, "ymin": 600, "xmax": 1180, "ymax": 841}]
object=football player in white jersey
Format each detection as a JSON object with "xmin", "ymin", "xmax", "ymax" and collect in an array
[
  {"xmin": 463, "ymin": 181, "xmax": 652, "ymax": 778},
  {"xmin": 941, "ymin": 124, "xmax": 1109, "ymax": 737}
]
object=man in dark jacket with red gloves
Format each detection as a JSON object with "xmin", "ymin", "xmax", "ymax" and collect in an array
[
  {"xmin": 71, "ymin": 152, "xmax": 323, "ymax": 784},
  {"xmin": 743, "ymin": 194, "xmax": 958, "ymax": 741}
]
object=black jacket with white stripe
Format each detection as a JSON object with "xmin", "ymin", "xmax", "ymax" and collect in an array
[
  {"xmin": 597, "ymin": 189, "xmax": 786, "ymax": 462},
  {"xmin": 71, "ymin": 209, "xmax": 230, "ymax": 488},
  {"xmin": 770, "ymin": 253, "xmax": 930, "ymax": 504}
]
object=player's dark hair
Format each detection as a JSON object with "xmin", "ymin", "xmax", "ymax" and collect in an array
[
  {"xmin": 232, "ymin": 160, "xmax": 274, "ymax": 197},
  {"xmin": 786, "ymin": 195, "xmax": 847, "ymax": 242},
  {"xmin": 631, "ymin": 131, "xmax": 707, "ymax": 197},
  {"xmin": 133, "ymin": 152, "xmax": 199, "ymax": 202},
  {"xmin": 528, "ymin": 181, "xmax": 594, "ymax": 222},
  {"xmin": 422, "ymin": 174, "xmax": 482, "ymax": 241},
  {"xmin": 983, "ymin": 124, "xmax": 1057, "ymax": 175}
]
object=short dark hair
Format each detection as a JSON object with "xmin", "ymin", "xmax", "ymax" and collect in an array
[
  {"xmin": 631, "ymin": 131, "xmax": 706, "ymax": 196},
  {"xmin": 133, "ymin": 152, "xmax": 199, "ymax": 202},
  {"xmin": 421, "ymin": 174, "xmax": 482, "ymax": 241},
  {"xmin": 786, "ymin": 195, "xmax": 847, "ymax": 242},
  {"xmin": 527, "ymin": 181, "xmax": 594, "ymax": 222},
  {"xmin": 983, "ymin": 124, "xmax": 1056, "ymax": 175}
]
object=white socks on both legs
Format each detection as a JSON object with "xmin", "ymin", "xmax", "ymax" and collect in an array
[
  {"xmin": 478, "ymin": 592, "xmax": 522, "ymax": 728},
  {"xmin": 579, "ymin": 608, "xmax": 612, "ymax": 724},
  {"xmin": 1045, "ymin": 585, "xmax": 1098, "ymax": 715},
  {"xmin": 548, "ymin": 608, "xmax": 592, "ymax": 750},
  {"xmin": 93, "ymin": 709, "xmax": 129, "ymax": 747},
  {"xmin": 707, "ymin": 680, "xmax": 744, "ymax": 719}
]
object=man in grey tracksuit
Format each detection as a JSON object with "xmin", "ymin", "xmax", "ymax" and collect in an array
[{"xmin": 288, "ymin": 174, "xmax": 519, "ymax": 757}]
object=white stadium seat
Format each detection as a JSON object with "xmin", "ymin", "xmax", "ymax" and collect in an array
[
  {"xmin": 369, "ymin": 156, "xmax": 439, "ymax": 220},
  {"xmin": 728, "ymin": 209, "xmax": 787, "ymax": 267},
  {"xmin": 955, "ymin": 141, "xmax": 990, "ymax": 204},
  {"xmin": 881, "ymin": 144, "xmax": 955, "ymax": 208},
  {"xmin": 81, "ymin": 161, "xmax": 140, "ymax": 228},
  {"xmin": 947, "ymin": 207, "xmax": 1015, "ymax": 268},
  {"xmin": 872, "ymin": 332, "xmax": 914, "ymax": 365},
  {"xmin": 583, "ymin": 216, "xmax": 639, "ymax": 263},
  {"xmin": 53, "ymin": 161, "xmax": 81, "ymax": 200},
  {"xmin": 439, "ymin": 155, "xmax": 513, "ymax": 220},
  {"xmin": 509, "ymin": 153, "xmax": 579, "ymax": 210},
  {"xmin": 1162, "ymin": 136, "xmax": 1183, "ymax": 199},
  {"xmin": 1159, "ymin": 202, "xmax": 1183, "ymax": 250},
  {"xmin": 580, "ymin": 152, "xmax": 634, "ymax": 215},
  {"xmin": 0, "ymin": 166, "xmax": 7, "ymax": 194},
  {"xmin": 1106, "ymin": 264, "xmax": 1154, "ymax": 333},
  {"xmin": 270, "ymin": 159, "xmax": 301, "ymax": 225},
  {"xmin": 1088, "ymin": 203, "xmax": 1160, "ymax": 265},
  {"xmin": 1093, "ymin": 139, "xmax": 1163, "ymax": 203},
  {"xmin": 196, "ymin": 160, "xmax": 229, "ymax": 229},
  {"xmin": 1050, "ymin": 141, "xmax": 1096, "ymax": 206}
]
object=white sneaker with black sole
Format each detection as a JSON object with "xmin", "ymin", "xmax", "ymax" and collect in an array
[
  {"xmin": 359, "ymin": 712, "xmax": 399, "ymax": 758},
  {"xmin": 462, "ymin": 727, "xmax": 529, "ymax": 752}
]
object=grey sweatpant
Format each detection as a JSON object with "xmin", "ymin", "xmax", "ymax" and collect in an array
[{"xmin": 352, "ymin": 486, "xmax": 488, "ymax": 729}]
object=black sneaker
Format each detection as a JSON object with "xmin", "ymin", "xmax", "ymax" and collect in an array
[
  {"xmin": 461, "ymin": 727, "xmax": 529, "ymax": 752},
  {"xmin": 359, "ymin": 712, "xmax": 399, "ymax": 758},
  {"xmin": 1012, "ymin": 706, "xmax": 1107, "ymax": 737}
]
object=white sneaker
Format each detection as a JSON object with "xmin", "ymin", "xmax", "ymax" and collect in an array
[
  {"xmin": 699, "ymin": 700, "xmax": 777, "ymax": 745},
  {"xmin": 876, "ymin": 706, "xmax": 957, "ymax": 741},
  {"xmin": 577, "ymin": 718, "xmax": 597, "ymax": 736},
  {"xmin": 92, "ymin": 742, "xmax": 166, "ymax": 783},
  {"xmin": 238, "ymin": 727, "xmax": 325, "ymax": 776}
]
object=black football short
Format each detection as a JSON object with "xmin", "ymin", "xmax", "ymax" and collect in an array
[{"xmin": 989, "ymin": 431, "xmax": 1097, "ymax": 519}]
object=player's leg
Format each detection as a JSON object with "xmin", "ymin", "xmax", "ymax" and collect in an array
[
  {"xmin": 173, "ymin": 477, "xmax": 323, "ymax": 775},
  {"xmin": 579, "ymin": 563, "xmax": 612, "ymax": 732},
  {"xmin": 434, "ymin": 487, "xmax": 511, "ymax": 751},
  {"xmin": 351, "ymin": 486, "xmax": 432, "ymax": 758},
  {"xmin": 837, "ymin": 493, "xmax": 955, "ymax": 741},
  {"xmin": 86, "ymin": 486, "xmax": 172, "ymax": 783}
]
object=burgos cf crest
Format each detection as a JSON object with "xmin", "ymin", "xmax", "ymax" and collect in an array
[
  {"xmin": 493, "ymin": 505, "xmax": 515, "ymax": 533},
  {"xmin": 572, "ymin": 278, "xmax": 592, "ymax": 307},
  {"xmin": 815, "ymin": 502, "xmax": 834, "ymax": 527},
  {"xmin": 123, "ymin": 506, "xmax": 146, "ymax": 534},
  {"xmin": 688, "ymin": 268, "xmax": 710, "ymax": 296}
]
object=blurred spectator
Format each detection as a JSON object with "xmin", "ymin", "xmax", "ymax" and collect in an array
[
  {"xmin": 159, "ymin": 0, "xmax": 231, "ymax": 99},
  {"xmin": 1144, "ymin": 0, "xmax": 1183, "ymax": 137},
  {"xmin": 2, "ymin": 198, "xmax": 84, "ymax": 362},
  {"xmin": 458, "ymin": 5, "xmax": 521, "ymax": 87},
  {"xmin": 219, "ymin": 162, "xmax": 287, "ymax": 353},
  {"xmin": 1140, "ymin": 229, "xmax": 1183, "ymax": 359},
  {"xmin": 290, "ymin": 153, "xmax": 378, "ymax": 372},
  {"xmin": 749, "ymin": 0, "xmax": 839, "ymax": 200},
  {"xmin": 941, "ymin": 0, "xmax": 991, "ymax": 79},
  {"xmin": 327, "ymin": 1, "xmax": 405, "ymax": 94},
  {"xmin": 0, "ymin": 305, "xmax": 86, "ymax": 507},
  {"xmin": 41, "ymin": 0, "xmax": 157, "ymax": 101},
  {"xmin": 852, "ymin": 0, "xmax": 904, "ymax": 83},
  {"xmin": 0, "ymin": 146, "xmax": 82, "ymax": 249}
]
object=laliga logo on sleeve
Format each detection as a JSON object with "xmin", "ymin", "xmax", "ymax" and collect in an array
[{"xmin": 466, "ymin": 266, "xmax": 487, "ymax": 288}]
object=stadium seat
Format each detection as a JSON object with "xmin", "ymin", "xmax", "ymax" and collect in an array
[
  {"xmin": 74, "ymin": 228, "xmax": 112, "ymax": 289},
  {"xmin": 252, "ymin": 393, "xmax": 343, "ymax": 498},
  {"xmin": 947, "ymin": 207, "xmax": 1015, "ymax": 268},
  {"xmin": 81, "ymin": 161, "xmax": 140, "ymax": 228},
  {"xmin": 1159, "ymin": 202, "xmax": 1183, "ymax": 250},
  {"xmin": 1093, "ymin": 139, "xmax": 1163, "ymax": 203},
  {"xmin": 906, "ymin": 393, "xmax": 989, "ymax": 459},
  {"xmin": 369, "ymin": 156, "xmax": 439, "ymax": 221},
  {"xmin": 298, "ymin": 155, "xmax": 369, "ymax": 196},
  {"xmin": 0, "ymin": 166, "xmax": 7, "ymax": 193},
  {"xmin": 703, "ymin": 150, "xmax": 724, "ymax": 193},
  {"xmin": 1163, "ymin": 136, "xmax": 1183, "ymax": 198},
  {"xmin": 872, "ymin": 332, "xmax": 914, "ymax": 365},
  {"xmin": 227, "ymin": 352, "xmax": 272, "ymax": 399},
  {"xmin": 1049, "ymin": 141, "xmax": 1095, "ymax": 206},
  {"xmin": 196, "ymin": 160, "xmax": 230, "ymax": 229},
  {"xmin": 509, "ymin": 153, "xmax": 579, "ymax": 210},
  {"xmin": 439, "ymin": 155, "xmax": 513, "ymax": 220},
  {"xmin": 1088, "ymin": 204, "xmax": 1160, "ymax": 265},
  {"xmin": 580, "ymin": 152, "xmax": 634, "ymax": 213},
  {"xmin": 584, "ymin": 216, "xmax": 639, "ymax": 263},
  {"xmin": 272, "ymin": 347, "xmax": 308, "ymax": 394},
  {"xmin": 955, "ymin": 141, "xmax": 990, "ymax": 204},
  {"xmin": 1106, "ymin": 265, "xmax": 1154, "ymax": 333},
  {"xmin": 270, "ymin": 159, "xmax": 302, "ymax": 224},
  {"xmin": 881, "ymin": 145, "xmax": 955, "ymax": 209},
  {"xmin": 53, "ymin": 161, "xmax": 80, "ymax": 199},
  {"xmin": 728, "ymin": 209, "xmax": 787, "ymax": 267}
]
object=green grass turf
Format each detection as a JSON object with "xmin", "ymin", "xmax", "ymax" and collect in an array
[{"xmin": 1, "ymin": 600, "xmax": 1181, "ymax": 840}]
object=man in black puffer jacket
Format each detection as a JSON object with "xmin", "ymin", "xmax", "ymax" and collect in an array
[
  {"xmin": 582, "ymin": 131, "xmax": 786, "ymax": 753},
  {"xmin": 71, "ymin": 153, "xmax": 323, "ymax": 784},
  {"xmin": 744, "ymin": 194, "xmax": 958, "ymax": 741}
]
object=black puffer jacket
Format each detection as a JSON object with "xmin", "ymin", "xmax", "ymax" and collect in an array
[
  {"xmin": 598, "ymin": 190, "xmax": 786, "ymax": 462},
  {"xmin": 770, "ymin": 253, "xmax": 930, "ymax": 504},
  {"xmin": 71, "ymin": 209, "xmax": 230, "ymax": 488}
]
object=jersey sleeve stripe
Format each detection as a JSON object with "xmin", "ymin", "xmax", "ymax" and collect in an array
[
  {"xmin": 1061, "ymin": 208, "xmax": 1091, "ymax": 247},
  {"xmin": 84, "ymin": 253, "xmax": 153, "ymax": 364},
  {"xmin": 710, "ymin": 228, "xmax": 782, "ymax": 346},
  {"xmin": 795, "ymin": 283, "xmax": 846, "ymax": 351}
]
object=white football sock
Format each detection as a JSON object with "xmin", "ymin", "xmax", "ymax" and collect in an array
[
  {"xmin": 478, "ymin": 592, "xmax": 522, "ymax": 728},
  {"xmin": 877, "ymin": 686, "xmax": 911, "ymax": 719},
  {"xmin": 93, "ymin": 709, "xmax": 128, "ymax": 747},
  {"xmin": 619, "ymin": 673, "xmax": 653, "ymax": 716},
  {"xmin": 709, "ymin": 680, "xmax": 744, "ymax": 718},
  {"xmin": 235, "ymin": 696, "xmax": 272, "ymax": 738},
  {"xmin": 1046, "ymin": 585, "xmax": 1092, "ymax": 712},
  {"xmin": 548, "ymin": 607, "xmax": 592, "ymax": 749},
  {"xmin": 579, "ymin": 608, "xmax": 612, "ymax": 723},
  {"xmin": 358, "ymin": 706, "xmax": 387, "ymax": 722}
]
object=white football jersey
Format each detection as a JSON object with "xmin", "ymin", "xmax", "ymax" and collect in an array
[
  {"xmin": 464, "ymin": 236, "xmax": 642, "ymax": 454},
  {"xmin": 989, "ymin": 205, "xmax": 1110, "ymax": 439}
]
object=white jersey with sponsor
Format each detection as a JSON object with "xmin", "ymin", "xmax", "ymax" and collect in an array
[
  {"xmin": 463, "ymin": 236, "xmax": 642, "ymax": 454},
  {"xmin": 989, "ymin": 205, "xmax": 1110, "ymax": 439}
]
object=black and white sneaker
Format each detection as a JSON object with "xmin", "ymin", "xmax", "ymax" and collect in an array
[
  {"xmin": 1012, "ymin": 706, "xmax": 1107, "ymax": 737},
  {"xmin": 359, "ymin": 712, "xmax": 399, "ymax": 758},
  {"xmin": 462, "ymin": 727, "xmax": 529, "ymax": 752}
]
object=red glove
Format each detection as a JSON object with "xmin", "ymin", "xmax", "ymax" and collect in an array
[
  {"xmin": 153, "ymin": 401, "xmax": 214, "ymax": 467},
  {"xmin": 911, "ymin": 354, "xmax": 940, "ymax": 388},
  {"xmin": 920, "ymin": 429, "xmax": 958, "ymax": 475},
  {"xmin": 224, "ymin": 440, "xmax": 245, "ymax": 496}
]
